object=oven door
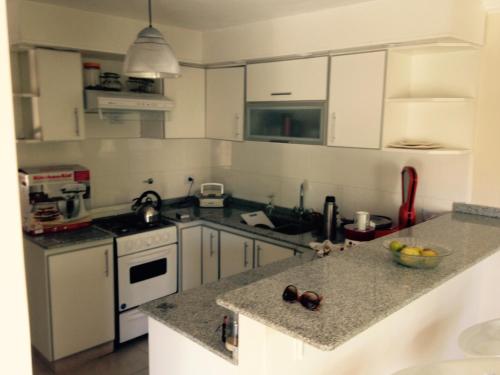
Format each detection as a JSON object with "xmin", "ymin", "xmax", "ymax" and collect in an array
[{"xmin": 118, "ymin": 244, "xmax": 177, "ymax": 311}]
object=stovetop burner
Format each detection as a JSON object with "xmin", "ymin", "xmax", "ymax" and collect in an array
[{"xmin": 94, "ymin": 213, "xmax": 174, "ymax": 236}]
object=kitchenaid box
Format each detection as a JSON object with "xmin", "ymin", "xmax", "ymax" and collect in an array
[{"xmin": 18, "ymin": 165, "xmax": 91, "ymax": 235}]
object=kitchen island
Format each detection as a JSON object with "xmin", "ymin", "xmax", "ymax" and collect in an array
[{"xmin": 142, "ymin": 204, "xmax": 500, "ymax": 375}]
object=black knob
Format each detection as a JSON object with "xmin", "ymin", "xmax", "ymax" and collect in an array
[{"xmin": 120, "ymin": 303, "xmax": 127, "ymax": 310}]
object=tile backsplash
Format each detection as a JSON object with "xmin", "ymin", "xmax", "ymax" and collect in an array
[
  {"xmin": 16, "ymin": 139, "xmax": 231, "ymax": 209},
  {"xmin": 17, "ymin": 138, "xmax": 471, "ymax": 221},
  {"xmin": 213, "ymin": 141, "xmax": 472, "ymax": 221}
]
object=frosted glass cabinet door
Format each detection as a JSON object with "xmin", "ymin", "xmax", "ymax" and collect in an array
[
  {"xmin": 206, "ymin": 67, "xmax": 245, "ymax": 141},
  {"xmin": 220, "ymin": 231, "xmax": 253, "ymax": 278},
  {"xmin": 35, "ymin": 48, "xmax": 85, "ymax": 141},
  {"xmin": 202, "ymin": 227, "xmax": 219, "ymax": 284},
  {"xmin": 328, "ymin": 51, "xmax": 386, "ymax": 149},
  {"xmin": 49, "ymin": 244, "xmax": 114, "ymax": 360}
]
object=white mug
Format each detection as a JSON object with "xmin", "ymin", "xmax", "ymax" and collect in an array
[{"xmin": 355, "ymin": 211, "xmax": 370, "ymax": 231}]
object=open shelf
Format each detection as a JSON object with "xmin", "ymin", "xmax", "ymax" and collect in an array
[
  {"xmin": 390, "ymin": 42, "xmax": 479, "ymax": 55},
  {"xmin": 13, "ymin": 93, "xmax": 38, "ymax": 98},
  {"xmin": 382, "ymin": 147, "xmax": 471, "ymax": 155},
  {"xmin": 386, "ymin": 97, "xmax": 475, "ymax": 103}
]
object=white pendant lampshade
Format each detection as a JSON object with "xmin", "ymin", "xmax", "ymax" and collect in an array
[{"xmin": 124, "ymin": 0, "xmax": 180, "ymax": 78}]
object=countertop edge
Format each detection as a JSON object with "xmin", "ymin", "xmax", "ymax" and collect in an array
[{"xmin": 139, "ymin": 306, "xmax": 237, "ymax": 365}]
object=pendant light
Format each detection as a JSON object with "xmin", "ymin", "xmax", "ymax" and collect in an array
[{"xmin": 124, "ymin": 0, "xmax": 180, "ymax": 78}]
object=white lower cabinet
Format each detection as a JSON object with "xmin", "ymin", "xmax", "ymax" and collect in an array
[
  {"xmin": 255, "ymin": 240, "xmax": 295, "ymax": 267},
  {"xmin": 202, "ymin": 227, "xmax": 219, "ymax": 284},
  {"xmin": 48, "ymin": 245, "xmax": 114, "ymax": 360},
  {"xmin": 220, "ymin": 231, "xmax": 254, "ymax": 278},
  {"xmin": 181, "ymin": 226, "xmax": 202, "ymax": 291}
]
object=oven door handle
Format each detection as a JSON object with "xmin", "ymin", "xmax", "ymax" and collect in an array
[{"xmin": 120, "ymin": 248, "xmax": 172, "ymax": 266}]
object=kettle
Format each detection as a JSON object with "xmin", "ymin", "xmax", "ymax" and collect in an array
[{"xmin": 131, "ymin": 190, "xmax": 162, "ymax": 224}]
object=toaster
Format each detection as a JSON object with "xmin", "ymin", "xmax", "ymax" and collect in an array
[{"xmin": 197, "ymin": 183, "xmax": 227, "ymax": 208}]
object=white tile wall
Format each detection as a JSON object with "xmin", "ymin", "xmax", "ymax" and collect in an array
[
  {"xmin": 221, "ymin": 141, "xmax": 472, "ymax": 221},
  {"xmin": 16, "ymin": 139, "xmax": 231, "ymax": 209},
  {"xmin": 17, "ymin": 138, "xmax": 472, "ymax": 221}
]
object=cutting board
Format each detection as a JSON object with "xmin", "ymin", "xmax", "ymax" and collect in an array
[{"xmin": 240, "ymin": 211, "xmax": 275, "ymax": 229}]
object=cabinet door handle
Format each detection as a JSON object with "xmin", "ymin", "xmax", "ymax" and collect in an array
[
  {"xmin": 74, "ymin": 108, "xmax": 80, "ymax": 137},
  {"xmin": 329, "ymin": 112, "xmax": 336, "ymax": 144},
  {"xmin": 234, "ymin": 114, "xmax": 241, "ymax": 138},
  {"xmin": 209, "ymin": 232, "xmax": 215, "ymax": 257},
  {"xmin": 271, "ymin": 92, "xmax": 292, "ymax": 96},
  {"xmin": 243, "ymin": 242, "xmax": 249, "ymax": 268},
  {"xmin": 104, "ymin": 249, "xmax": 109, "ymax": 278},
  {"xmin": 256, "ymin": 244, "xmax": 261, "ymax": 267}
]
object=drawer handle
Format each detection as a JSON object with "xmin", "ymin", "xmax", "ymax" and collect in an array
[
  {"xmin": 104, "ymin": 249, "xmax": 109, "ymax": 278},
  {"xmin": 234, "ymin": 114, "xmax": 241, "ymax": 138},
  {"xmin": 74, "ymin": 108, "xmax": 80, "ymax": 137},
  {"xmin": 256, "ymin": 245, "xmax": 261, "ymax": 267},
  {"xmin": 329, "ymin": 112, "xmax": 336, "ymax": 143},
  {"xmin": 271, "ymin": 92, "xmax": 292, "ymax": 96},
  {"xmin": 210, "ymin": 232, "xmax": 215, "ymax": 256},
  {"xmin": 243, "ymin": 242, "xmax": 249, "ymax": 267}
]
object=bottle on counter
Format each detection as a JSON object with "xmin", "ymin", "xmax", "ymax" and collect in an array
[{"xmin": 323, "ymin": 196, "xmax": 337, "ymax": 241}]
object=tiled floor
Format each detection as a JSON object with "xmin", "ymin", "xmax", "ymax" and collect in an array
[{"xmin": 33, "ymin": 337, "xmax": 149, "ymax": 375}]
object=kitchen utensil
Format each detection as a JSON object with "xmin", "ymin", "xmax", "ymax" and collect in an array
[
  {"xmin": 399, "ymin": 166, "xmax": 418, "ymax": 228},
  {"xmin": 355, "ymin": 211, "xmax": 370, "ymax": 231},
  {"xmin": 383, "ymin": 237, "xmax": 451, "ymax": 269},
  {"xmin": 131, "ymin": 190, "xmax": 162, "ymax": 224},
  {"xmin": 127, "ymin": 77, "xmax": 155, "ymax": 93},
  {"xmin": 198, "ymin": 183, "xmax": 227, "ymax": 208},
  {"xmin": 83, "ymin": 62, "xmax": 101, "ymax": 89},
  {"xmin": 322, "ymin": 196, "xmax": 337, "ymax": 241},
  {"xmin": 240, "ymin": 211, "xmax": 275, "ymax": 229},
  {"xmin": 100, "ymin": 72, "xmax": 122, "ymax": 91}
]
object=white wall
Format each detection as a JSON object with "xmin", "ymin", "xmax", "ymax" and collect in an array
[
  {"xmin": 0, "ymin": 0, "xmax": 32, "ymax": 373},
  {"xmin": 17, "ymin": 139, "xmax": 231, "ymax": 209},
  {"xmin": 215, "ymin": 142, "xmax": 472, "ymax": 221},
  {"xmin": 203, "ymin": 0, "xmax": 485, "ymax": 64},
  {"xmin": 472, "ymin": 13, "xmax": 500, "ymax": 206}
]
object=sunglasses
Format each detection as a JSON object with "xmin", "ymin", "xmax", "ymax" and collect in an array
[{"xmin": 282, "ymin": 285, "xmax": 323, "ymax": 311}]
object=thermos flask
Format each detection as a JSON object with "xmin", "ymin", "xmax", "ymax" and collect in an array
[{"xmin": 323, "ymin": 196, "xmax": 337, "ymax": 241}]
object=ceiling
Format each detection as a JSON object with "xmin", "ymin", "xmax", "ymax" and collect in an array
[{"xmin": 30, "ymin": 0, "xmax": 376, "ymax": 31}]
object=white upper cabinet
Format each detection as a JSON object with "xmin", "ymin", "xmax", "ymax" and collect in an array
[
  {"xmin": 247, "ymin": 57, "xmax": 328, "ymax": 102},
  {"xmin": 327, "ymin": 51, "xmax": 386, "ymax": 149},
  {"xmin": 164, "ymin": 66, "xmax": 205, "ymax": 138},
  {"xmin": 32, "ymin": 48, "xmax": 85, "ymax": 141},
  {"xmin": 206, "ymin": 67, "xmax": 245, "ymax": 141}
]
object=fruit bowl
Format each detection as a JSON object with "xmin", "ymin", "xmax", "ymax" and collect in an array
[{"xmin": 382, "ymin": 237, "xmax": 452, "ymax": 269}]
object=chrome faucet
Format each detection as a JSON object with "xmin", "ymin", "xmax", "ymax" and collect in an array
[
  {"xmin": 293, "ymin": 181, "xmax": 306, "ymax": 217},
  {"xmin": 265, "ymin": 194, "xmax": 275, "ymax": 216}
]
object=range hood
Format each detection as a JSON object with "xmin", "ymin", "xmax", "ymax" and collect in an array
[{"xmin": 84, "ymin": 90, "xmax": 174, "ymax": 121}]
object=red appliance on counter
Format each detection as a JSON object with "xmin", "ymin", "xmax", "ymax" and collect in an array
[{"xmin": 374, "ymin": 166, "xmax": 418, "ymax": 238}]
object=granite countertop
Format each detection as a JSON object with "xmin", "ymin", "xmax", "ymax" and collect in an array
[
  {"xmin": 24, "ymin": 225, "xmax": 113, "ymax": 249},
  {"xmin": 161, "ymin": 199, "xmax": 337, "ymax": 248},
  {"xmin": 140, "ymin": 250, "xmax": 317, "ymax": 363},
  {"xmin": 217, "ymin": 211, "xmax": 500, "ymax": 351}
]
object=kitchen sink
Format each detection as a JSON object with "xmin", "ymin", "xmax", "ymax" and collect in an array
[{"xmin": 241, "ymin": 214, "xmax": 318, "ymax": 235}]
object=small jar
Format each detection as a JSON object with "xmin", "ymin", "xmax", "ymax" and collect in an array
[
  {"xmin": 100, "ymin": 72, "xmax": 122, "ymax": 91},
  {"xmin": 83, "ymin": 62, "xmax": 101, "ymax": 89}
]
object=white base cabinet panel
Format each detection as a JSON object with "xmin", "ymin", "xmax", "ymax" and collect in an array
[
  {"xmin": 327, "ymin": 51, "xmax": 386, "ymax": 149},
  {"xmin": 202, "ymin": 227, "xmax": 219, "ymax": 284},
  {"xmin": 220, "ymin": 231, "xmax": 254, "ymax": 278},
  {"xmin": 181, "ymin": 226, "xmax": 202, "ymax": 291},
  {"xmin": 48, "ymin": 244, "xmax": 114, "ymax": 360},
  {"xmin": 255, "ymin": 240, "xmax": 294, "ymax": 267}
]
